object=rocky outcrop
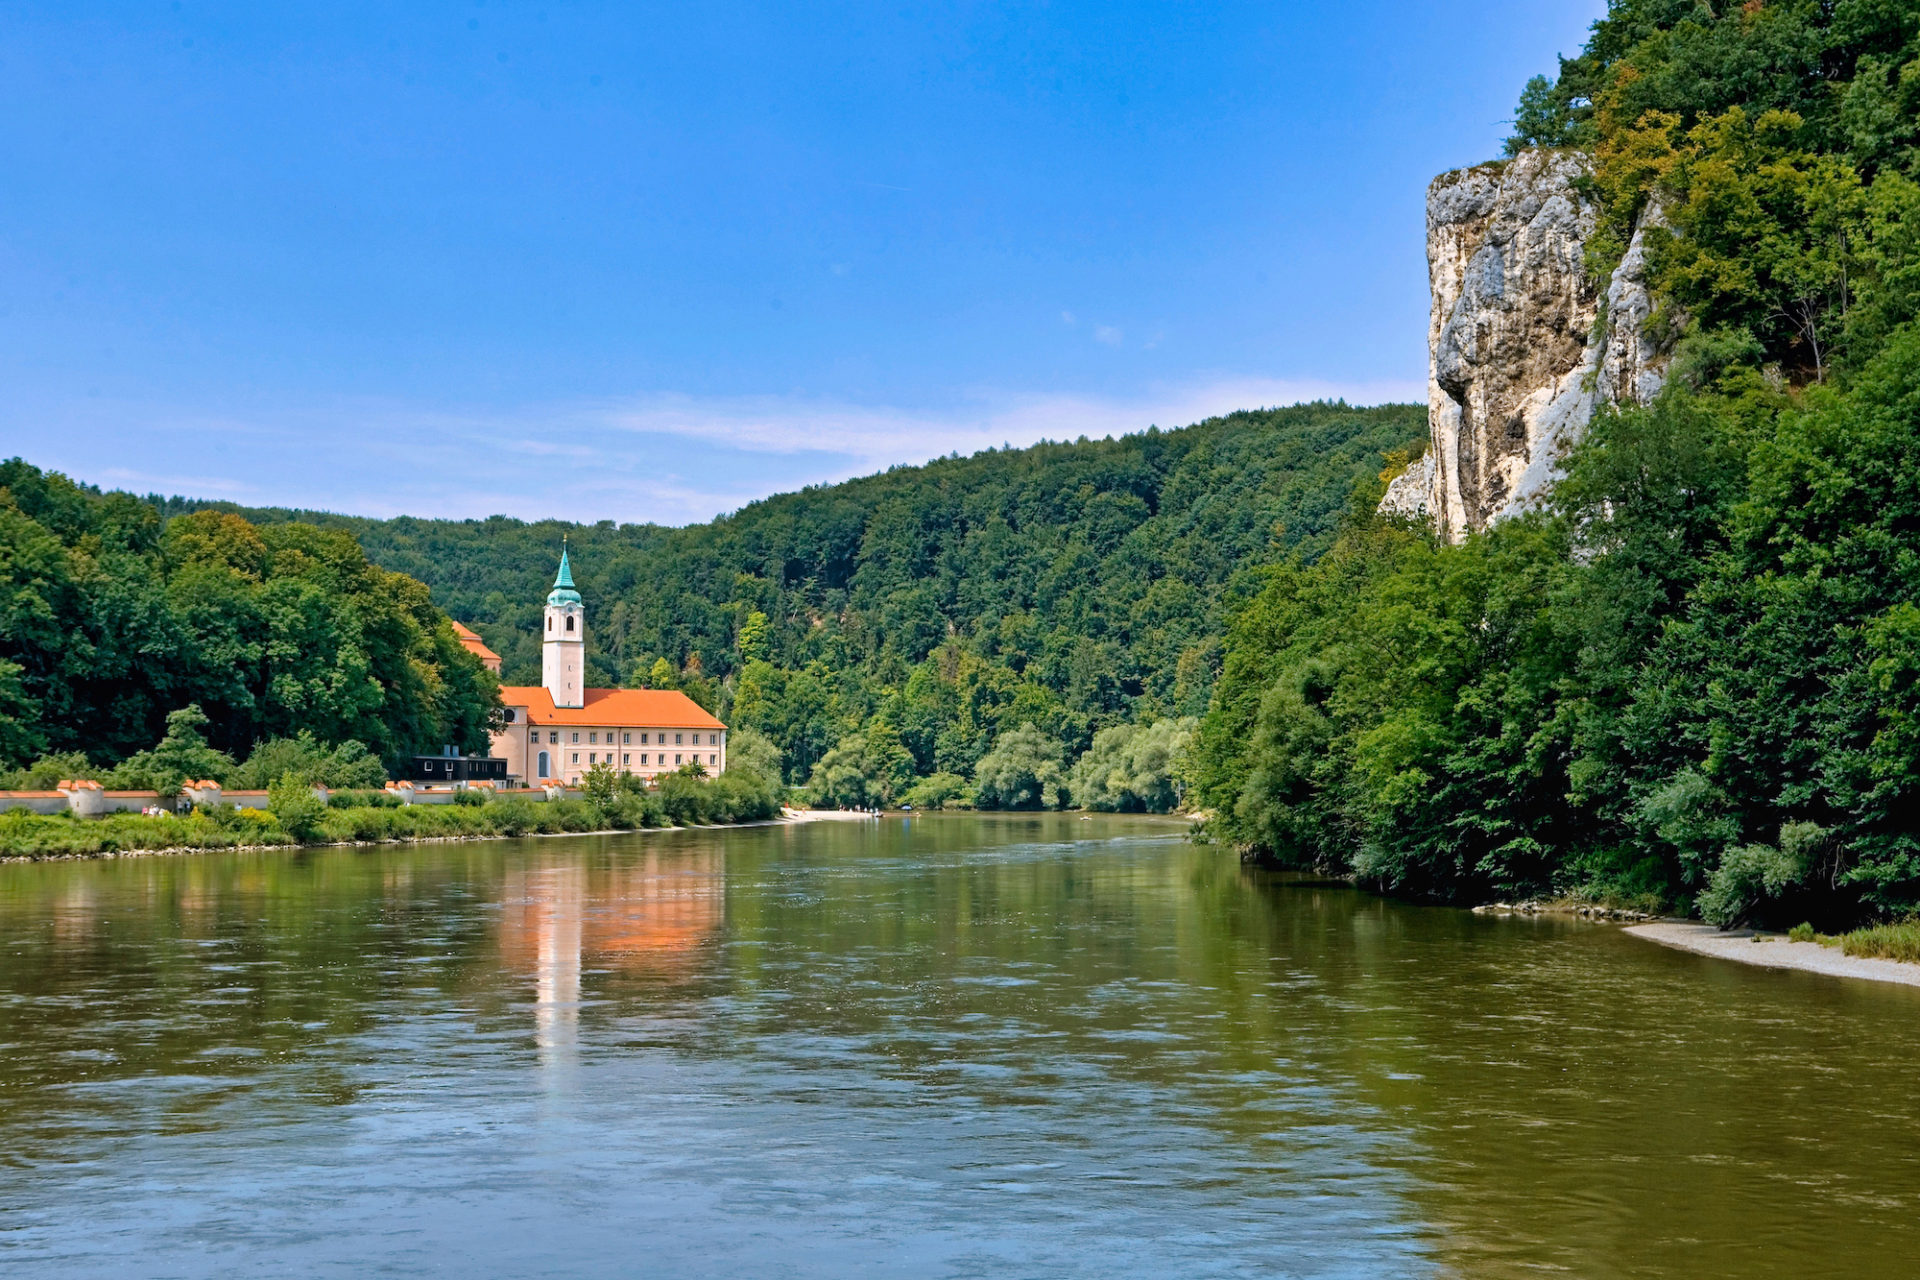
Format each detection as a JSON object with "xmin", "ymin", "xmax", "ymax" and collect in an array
[{"xmin": 1382, "ymin": 150, "xmax": 1669, "ymax": 540}]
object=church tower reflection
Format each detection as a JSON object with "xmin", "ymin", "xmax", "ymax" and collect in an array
[{"xmin": 499, "ymin": 850, "xmax": 727, "ymax": 1074}]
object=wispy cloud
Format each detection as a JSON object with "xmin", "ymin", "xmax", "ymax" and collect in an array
[{"xmin": 17, "ymin": 375, "xmax": 1424, "ymax": 526}]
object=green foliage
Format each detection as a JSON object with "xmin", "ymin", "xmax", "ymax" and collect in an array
[
  {"xmin": 327, "ymin": 789, "xmax": 400, "ymax": 809},
  {"xmin": 112, "ymin": 705, "xmax": 238, "ymax": 796},
  {"xmin": 266, "ymin": 774, "xmax": 327, "ymax": 841},
  {"xmin": 1184, "ymin": 0, "xmax": 1920, "ymax": 927},
  {"xmin": 722, "ymin": 724, "xmax": 785, "ymax": 792},
  {"xmin": 0, "ymin": 750, "xmax": 95, "ymax": 790},
  {"xmin": 157, "ymin": 403, "xmax": 1424, "ymax": 786},
  {"xmin": 657, "ymin": 762, "xmax": 781, "ymax": 825},
  {"xmin": 1503, "ymin": 0, "xmax": 1920, "ymax": 381},
  {"xmin": 901, "ymin": 772, "xmax": 972, "ymax": 810},
  {"xmin": 1204, "ymin": 321, "xmax": 1920, "ymax": 921},
  {"xmin": 1697, "ymin": 824, "xmax": 1826, "ymax": 927},
  {"xmin": 0, "ymin": 461, "xmax": 501, "ymax": 772},
  {"xmin": 1834, "ymin": 919, "xmax": 1920, "ymax": 962},
  {"xmin": 973, "ymin": 724, "xmax": 1068, "ymax": 811},
  {"xmin": 804, "ymin": 722, "xmax": 914, "ymax": 808},
  {"xmin": 0, "ymin": 771, "xmax": 787, "ymax": 857},
  {"xmin": 1069, "ymin": 717, "xmax": 1197, "ymax": 813},
  {"xmin": 580, "ymin": 759, "xmax": 618, "ymax": 810},
  {"xmin": 229, "ymin": 733, "xmax": 389, "ymax": 789}
]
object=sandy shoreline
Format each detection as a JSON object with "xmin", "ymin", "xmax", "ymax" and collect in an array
[{"xmin": 1626, "ymin": 920, "xmax": 1920, "ymax": 989}]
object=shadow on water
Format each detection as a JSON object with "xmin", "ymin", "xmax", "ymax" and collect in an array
[{"xmin": 1, "ymin": 815, "xmax": 1917, "ymax": 1278}]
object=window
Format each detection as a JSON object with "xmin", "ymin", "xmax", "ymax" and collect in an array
[
  {"xmin": 547, "ymin": 617, "xmax": 552, "ymax": 632},
  {"xmin": 709, "ymin": 754, "xmax": 716, "ymax": 765},
  {"xmin": 537, "ymin": 751, "xmax": 549, "ymax": 779},
  {"xmin": 571, "ymin": 753, "xmax": 579, "ymax": 764},
  {"xmin": 565, "ymin": 615, "xmax": 574, "ymax": 632},
  {"xmin": 640, "ymin": 754, "xmax": 648, "ymax": 764},
  {"xmin": 571, "ymin": 732, "xmax": 580, "ymax": 743},
  {"xmin": 588, "ymin": 752, "xmax": 595, "ymax": 763},
  {"xmin": 675, "ymin": 733, "xmax": 683, "ymax": 745},
  {"xmin": 674, "ymin": 754, "xmax": 682, "ymax": 764},
  {"xmin": 548, "ymin": 731, "xmax": 559, "ymax": 744},
  {"xmin": 622, "ymin": 733, "xmax": 630, "ymax": 744},
  {"xmin": 589, "ymin": 732, "xmax": 597, "ymax": 744},
  {"xmin": 622, "ymin": 754, "xmax": 629, "ymax": 765},
  {"xmin": 640, "ymin": 732, "xmax": 649, "ymax": 744},
  {"xmin": 502, "ymin": 709, "xmax": 515, "ymax": 723}
]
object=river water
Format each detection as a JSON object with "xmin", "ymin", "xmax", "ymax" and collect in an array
[{"xmin": 3, "ymin": 814, "xmax": 1918, "ymax": 1278}]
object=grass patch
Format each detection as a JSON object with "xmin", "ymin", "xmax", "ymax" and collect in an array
[
  {"xmin": 1832, "ymin": 921, "xmax": 1920, "ymax": 964},
  {"xmin": 1784, "ymin": 919, "xmax": 1920, "ymax": 964},
  {"xmin": 0, "ymin": 770, "xmax": 784, "ymax": 860}
]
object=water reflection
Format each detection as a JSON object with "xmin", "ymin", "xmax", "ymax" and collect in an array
[
  {"xmin": 0, "ymin": 818, "xmax": 1917, "ymax": 1278},
  {"xmin": 500, "ymin": 853, "xmax": 725, "ymax": 1073}
]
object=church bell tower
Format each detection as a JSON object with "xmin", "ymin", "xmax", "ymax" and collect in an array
[{"xmin": 542, "ymin": 542, "xmax": 584, "ymax": 708}]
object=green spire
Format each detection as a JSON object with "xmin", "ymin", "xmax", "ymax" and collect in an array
[{"xmin": 547, "ymin": 541, "xmax": 582, "ymax": 607}]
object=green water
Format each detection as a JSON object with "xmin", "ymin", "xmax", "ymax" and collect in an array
[{"xmin": 2, "ymin": 813, "xmax": 1917, "ymax": 1278}]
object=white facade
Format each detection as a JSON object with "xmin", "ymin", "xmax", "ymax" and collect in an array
[{"xmin": 542, "ymin": 599, "xmax": 584, "ymax": 708}]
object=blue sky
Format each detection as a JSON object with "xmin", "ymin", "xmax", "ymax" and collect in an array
[{"xmin": 2, "ymin": 1, "xmax": 1604, "ymax": 523}]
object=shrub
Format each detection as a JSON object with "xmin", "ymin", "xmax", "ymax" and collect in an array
[
  {"xmin": 658, "ymin": 770, "xmax": 714, "ymax": 825},
  {"xmin": 901, "ymin": 773, "xmax": 972, "ymax": 810},
  {"xmin": 708, "ymin": 771, "xmax": 781, "ymax": 823},
  {"xmin": 328, "ymin": 789, "xmax": 400, "ymax": 809},
  {"xmin": 1698, "ymin": 825, "xmax": 1828, "ymax": 928},
  {"xmin": 231, "ymin": 733, "xmax": 388, "ymax": 790},
  {"xmin": 492, "ymin": 796, "xmax": 538, "ymax": 836},
  {"xmin": 1068, "ymin": 717, "xmax": 1196, "ymax": 813},
  {"xmin": 267, "ymin": 774, "xmax": 327, "ymax": 841},
  {"xmin": 580, "ymin": 760, "xmax": 618, "ymax": 810},
  {"xmin": 0, "ymin": 751, "xmax": 98, "ymax": 790},
  {"xmin": 973, "ymin": 725, "xmax": 1068, "ymax": 810}
]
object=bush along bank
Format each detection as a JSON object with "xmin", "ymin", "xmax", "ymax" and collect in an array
[{"xmin": 0, "ymin": 762, "xmax": 785, "ymax": 861}]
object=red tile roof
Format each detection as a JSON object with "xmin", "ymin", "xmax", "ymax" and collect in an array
[
  {"xmin": 450, "ymin": 620, "xmax": 501, "ymax": 664},
  {"xmin": 499, "ymin": 686, "xmax": 726, "ymax": 730}
]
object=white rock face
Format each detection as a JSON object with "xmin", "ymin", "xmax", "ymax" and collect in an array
[{"xmin": 1382, "ymin": 150, "xmax": 1668, "ymax": 541}]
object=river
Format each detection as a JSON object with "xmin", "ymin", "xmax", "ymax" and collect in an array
[{"xmin": 2, "ymin": 813, "xmax": 1917, "ymax": 1278}]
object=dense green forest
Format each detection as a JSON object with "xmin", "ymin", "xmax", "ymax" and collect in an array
[
  {"xmin": 1197, "ymin": 0, "xmax": 1920, "ymax": 927},
  {"xmin": 0, "ymin": 460, "xmax": 499, "ymax": 776},
  {"xmin": 158, "ymin": 403, "xmax": 1425, "ymax": 800}
]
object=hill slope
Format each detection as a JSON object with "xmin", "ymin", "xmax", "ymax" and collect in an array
[{"xmin": 169, "ymin": 401, "xmax": 1425, "ymax": 782}]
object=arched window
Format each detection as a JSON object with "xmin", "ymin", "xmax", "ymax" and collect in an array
[
  {"xmin": 537, "ymin": 751, "xmax": 550, "ymax": 780},
  {"xmin": 547, "ymin": 616, "xmax": 553, "ymax": 632},
  {"xmin": 565, "ymin": 615, "xmax": 574, "ymax": 632}
]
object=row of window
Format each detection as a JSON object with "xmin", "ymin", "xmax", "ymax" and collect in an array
[
  {"xmin": 568, "ymin": 752, "xmax": 721, "ymax": 767},
  {"xmin": 529, "ymin": 730, "xmax": 721, "ymax": 746}
]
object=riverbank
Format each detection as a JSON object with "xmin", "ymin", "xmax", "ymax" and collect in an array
[
  {"xmin": 1626, "ymin": 921, "xmax": 1920, "ymax": 989},
  {"xmin": 0, "ymin": 806, "xmax": 862, "ymax": 865}
]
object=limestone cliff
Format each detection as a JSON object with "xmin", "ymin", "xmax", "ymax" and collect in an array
[{"xmin": 1381, "ymin": 150, "xmax": 1669, "ymax": 540}]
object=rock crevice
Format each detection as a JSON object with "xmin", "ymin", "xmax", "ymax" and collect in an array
[{"xmin": 1382, "ymin": 150, "xmax": 1669, "ymax": 540}]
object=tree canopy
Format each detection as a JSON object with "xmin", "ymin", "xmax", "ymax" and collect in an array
[
  {"xmin": 159, "ymin": 402, "xmax": 1424, "ymax": 789},
  {"xmin": 1195, "ymin": 0, "xmax": 1920, "ymax": 928},
  {"xmin": 0, "ymin": 460, "xmax": 499, "ymax": 772}
]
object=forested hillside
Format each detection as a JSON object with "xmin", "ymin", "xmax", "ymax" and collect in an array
[
  {"xmin": 0, "ymin": 460, "xmax": 498, "ymax": 771},
  {"xmin": 162, "ymin": 402, "xmax": 1425, "ymax": 793},
  {"xmin": 1198, "ymin": 0, "xmax": 1920, "ymax": 927}
]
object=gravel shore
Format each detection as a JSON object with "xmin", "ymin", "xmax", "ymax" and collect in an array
[{"xmin": 1626, "ymin": 920, "xmax": 1920, "ymax": 989}]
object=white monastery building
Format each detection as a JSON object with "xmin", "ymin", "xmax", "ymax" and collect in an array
[{"xmin": 487, "ymin": 547, "xmax": 727, "ymax": 786}]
